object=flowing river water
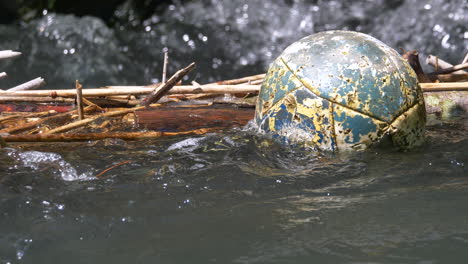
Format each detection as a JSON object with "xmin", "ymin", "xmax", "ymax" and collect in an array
[{"xmin": 0, "ymin": 0, "xmax": 467, "ymax": 263}]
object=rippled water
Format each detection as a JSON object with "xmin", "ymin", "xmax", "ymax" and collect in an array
[{"xmin": 0, "ymin": 116, "xmax": 467, "ymax": 263}]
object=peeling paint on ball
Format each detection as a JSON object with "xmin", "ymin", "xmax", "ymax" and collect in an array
[{"xmin": 255, "ymin": 30, "xmax": 426, "ymax": 151}]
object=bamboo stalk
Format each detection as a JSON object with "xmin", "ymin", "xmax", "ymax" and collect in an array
[
  {"xmin": 420, "ymin": 82, "xmax": 468, "ymax": 92},
  {"xmin": 143, "ymin": 62, "xmax": 196, "ymax": 107},
  {"xmin": 0, "ymin": 72, "xmax": 6, "ymax": 80},
  {"xmin": 7, "ymin": 77, "xmax": 46, "ymax": 91},
  {"xmin": 3, "ymin": 128, "xmax": 219, "ymax": 142},
  {"xmin": 75, "ymin": 81, "xmax": 84, "ymax": 120},
  {"xmin": 211, "ymin": 73, "xmax": 266, "ymax": 85},
  {"xmin": 0, "ymin": 85, "xmax": 260, "ymax": 97},
  {"xmin": 0, "ymin": 50, "xmax": 21, "ymax": 60}
]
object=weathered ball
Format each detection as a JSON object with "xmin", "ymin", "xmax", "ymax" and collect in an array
[{"xmin": 255, "ymin": 30, "xmax": 426, "ymax": 151}]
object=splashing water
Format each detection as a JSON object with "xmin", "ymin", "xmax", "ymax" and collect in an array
[{"xmin": 6, "ymin": 149, "xmax": 92, "ymax": 181}]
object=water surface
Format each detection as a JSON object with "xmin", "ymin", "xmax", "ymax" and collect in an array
[{"xmin": 0, "ymin": 116, "xmax": 467, "ymax": 263}]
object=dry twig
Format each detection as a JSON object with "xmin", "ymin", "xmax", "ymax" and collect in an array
[{"xmin": 143, "ymin": 62, "xmax": 196, "ymax": 107}]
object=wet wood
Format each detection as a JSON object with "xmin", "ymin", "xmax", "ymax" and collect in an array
[
  {"xmin": 436, "ymin": 73, "xmax": 468, "ymax": 82},
  {"xmin": 0, "ymin": 96, "xmax": 75, "ymax": 103},
  {"xmin": 0, "ymin": 110, "xmax": 56, "ymax": 123},
  {"xmin": 402, "ymin": 50, "xmax": 432, "ymax": 83},
  {"xmin": 46, "ymin": 104, "xmax": 162, "ymax": 134},
  {"xmin": 143, "ymin": 62, "xmax": 196, "ymax": 107},
  {"xmin": 136, "ymin": 104, "xmax": 255, "ymax": 131},
  {"xmin": 0, "ymin": 105, "xmax": 97, "ymax": 134},
  {"xmin": 2, "ymin": 128, "xmax": 220, "ymax": 142},
  {"xmin": 0, "ymin": 104, "xmax": 73, "ymax": 113},
  {"xmin": 75, "ymin": 81, "xmax": 84, "ymax": 120}
]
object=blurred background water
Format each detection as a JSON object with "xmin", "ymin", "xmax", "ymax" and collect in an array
[
  {"xmin": 0, "ymin": 0, "xmax": 468, "ymax": 263},
  {"xmin": 0, "ymin": 0, "xmax": 466, "ymax": 89}
]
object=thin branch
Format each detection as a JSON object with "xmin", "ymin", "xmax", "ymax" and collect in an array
[
  {"xmin": 0, "ymin": 96, "xmax": 75, "ymax": 103},
  {"xmin": 402, "ymin": 50, "xmax": 432, "ymax": 83},
  {"xmin": 0, "ymin": 106, "xmax": 97, "ymax": 134},
  {"xmin": 426, "ymin": 55, "xmax": 467, "ymax": 75},
  {"xmin": 95, "ymin": 160, "xmax": 132, "ymax": 178},
  {"xmin": 143, "ymin": 62, "xmax": 196, "ymax": 107},
  {"xmin": 45, "ymin": 104, "xmax": 162, "ymax": 134},
  {"xmin": 75, "ymin": 80, "xmax": 84, "ymax": 120},
  {"xmin": 428, "ymin": 62, "xmax": 468, "ymax": 75},
  {"xmin": 2, "ymin": 128, "xmax": 220, "ymax": 142}
]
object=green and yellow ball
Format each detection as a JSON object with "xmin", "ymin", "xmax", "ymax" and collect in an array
[{"xmin": 255, "ymin": 30, "xmax": 426, "ymax": 151}]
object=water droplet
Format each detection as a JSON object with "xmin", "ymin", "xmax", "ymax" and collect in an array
[{"xmin": 424, "ymin": 4, "xmax": 432, "ymax": 10}]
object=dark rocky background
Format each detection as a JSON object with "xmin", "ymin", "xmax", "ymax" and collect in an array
[{"xmin": 0, "ymin": 0, "xmax": 466, "ymax": 89}]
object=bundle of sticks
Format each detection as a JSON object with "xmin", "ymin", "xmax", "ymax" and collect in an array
[{"xmin": 0, "ymin": 50, "xmax": 467, "ymax": 145}]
